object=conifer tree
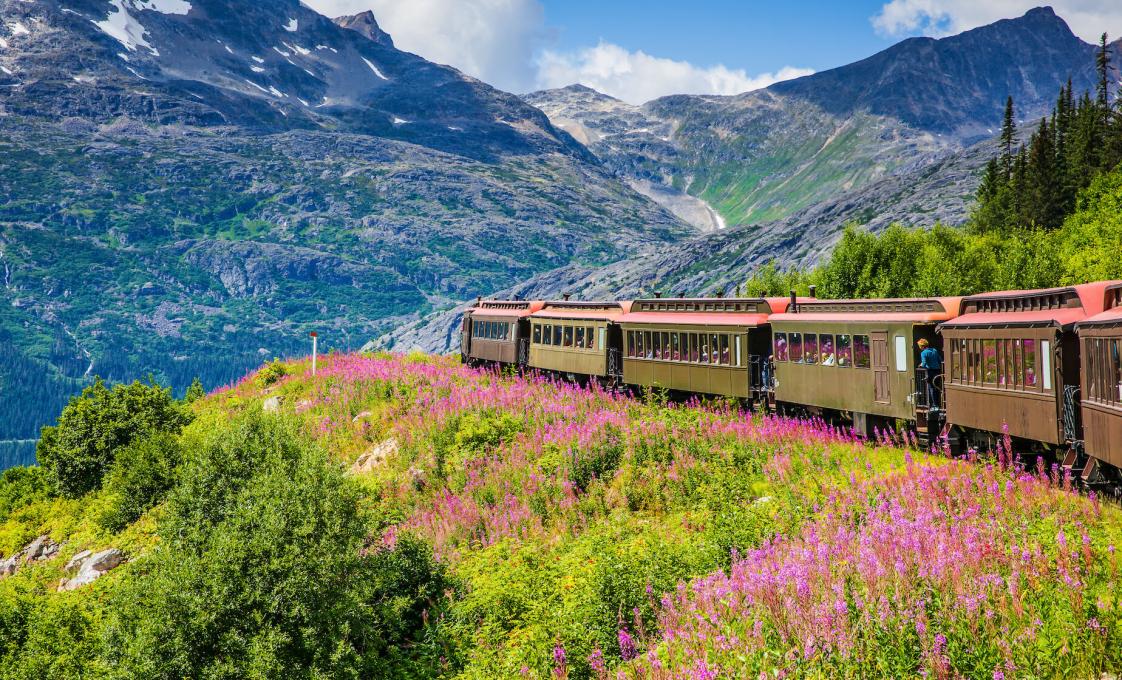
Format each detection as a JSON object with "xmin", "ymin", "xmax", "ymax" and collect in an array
[{"xmin": 1000, "ymin": 96, "xmax": 1017, "ymax": 177}]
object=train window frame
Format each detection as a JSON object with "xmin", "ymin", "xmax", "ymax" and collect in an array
[
  {"xmin": 689, "ymin": 333, "xmax": 699, "ymax": 362},
  {"xmin": 710, "ymin": 334, "xmax": 721, "ymax": 365},
  {"xmin": 533, "ymin": 324, "xmax": 541, "ymax": 345},
  {"xmin": 575, "ymin": 326, "xmax": 585, "ymax": 349},
  {"xmin": 774, "ymin": 332, "xmax": 789, "ymax": 362},
  {"xmin": 854, "ymin": 335, "xmax": 871, "ymax": 369},
  {"xmin": 1013, "ymin": 339, "xmax": 1023, "ymax": 389},
  {"xmin": 894, "ymin": 335, "xmax": 907, "ymax": 372},
  {"xmin": 719, "ymin": 335, "xmax": 731, "ymax": 366},
  {"xmin": 662, "ymin": 332, "xmax": 672, "ymax": 360},
  {"xmin": 1113, "ymin": 339, "xmax": 1122, "ymax": 403},
  {"xmin": 1041, "ymin": 340, "xmax": 1053, "ymax": 391},
  {"xmin": 670, "ymin": 332, "xmax": 681, "ymax": 361},
  {"xmin": 598, "ymin": 327, "xmax": 606, "ymax": 352},
  {"xmin": 735, "ymin": 335, "xmax": 743, "ymax": 367},
  {"xmin": 552, "ymin": 325, "xmax": 562, "ymax": 346},
  {"xmin": 837, "ymin": 335, "xmax": 852, "ymax": 368},
  {"xmin": 652, "ymin": 332, "xmax": 662, "ymax": 360},
  {"xmin": 790, "ymin": 332, "xmax": 803, "ymax": 363},
  {"xmin": 562, "ymin": 326, "xmax": 572, "ymax": 347},
  {"xmin": 804, "ymin": 334, "xmax": 818, "ymax": 365}
]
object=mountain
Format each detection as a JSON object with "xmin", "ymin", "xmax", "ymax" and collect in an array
[
  {"xmin": 526, "ymin": 7, "xmax": 1111, "ymax": 230},
  {"xmin": 0, "ymin": 0, "xmax": 691, "ymax": 457}
]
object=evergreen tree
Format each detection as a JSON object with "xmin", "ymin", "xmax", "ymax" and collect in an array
[
  {"xmin": 1000, "ymin": 96, "xmax": 1017, "ymax": 177},
  {"xmin": 1026, "ymin": 118, "xmax": 1063, "ymax": 228},
  {"xmin": 1097, "ymin": 33, "xmax": 1110, "ymax": 112}
]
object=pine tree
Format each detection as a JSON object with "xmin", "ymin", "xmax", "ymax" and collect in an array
[
  {"xmin": 1027, "ymin": 118, "xmax": 1063, "ymax": 228},
  {"xmin": 1097, "ymin": 33, "xmax": 1110, "ymax": 112},
  {"xmin": 1000, "ymin": 96, "xmax": 1017, "ymax": 177}
]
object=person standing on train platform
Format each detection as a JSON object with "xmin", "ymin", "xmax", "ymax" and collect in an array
[{"xmin": 918, "ymin": 338, "xmax": 942, "ymax": 409}]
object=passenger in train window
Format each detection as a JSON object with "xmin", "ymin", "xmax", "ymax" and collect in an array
[
  {"xmin": 719, "ymin": 335, "xmax": 730, "ymax": 365},
  {"xmin": 662, "ymin": 332, "xmax": 672, "ymax": 360},
  {"xmin": 671, "ymin": 333, "xmax": 681, "ymax": 361},
  {"xmin": 837, "ymin": 335, "xmax": 852, "ymax": 367},
  {"xmin": 804, "ymin": 334, "xmax": 818, "ymax": 364},
  {"xmin": 774, "ymin": 333, "xmax": 788, "ymax": 362},
  {"xmin": 575, "ymin": 327, "xmax": 585, "ymax": 348},
  {"xmin": 553, "ymin": 325, "xmax": 563, "ymax": 346},
  {"xmin": 710, "ymin": 335, "xmax": 720, "ymax": 364},
  {"xmin": 563, "ymin": 326, "xmax": 573, "ymax": 347},
  {"xmin": 587, "ymin": 327, "xmax": 596, "ymax": 351},
  {"xmin": 820, "ymin": 335, "xmax": 835, "ymax": 365}
]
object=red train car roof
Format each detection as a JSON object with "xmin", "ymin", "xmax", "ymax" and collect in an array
[
  {"xmin": 468, "ymin": 300, "xmax": 545, "ymax": 319},
  {"xmin": 530, "ymin": 300, "xmax": 633, "ymax": 321},
  {"xmin": 942, "ymin": 281, "xmax": 1122, "ymax": 330},
  {"xmin": 1077, "ymin": 283, "xmax": 1122, "ymax": 328},
  {"xmin": 618, "ymin": 296, "xmax": 801, "ymax": 327},
  {"xmin": 769, "ymin": 297, "xmax": 963, "ymax": 324}
]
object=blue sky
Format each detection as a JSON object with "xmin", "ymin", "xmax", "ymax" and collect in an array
[
  {"xmin": 304, "ymin": 1, "xmax": 1122, "ymax": 104},
  {"xmin": 540, "ymin": 0, "xmax": 895, "ymax": 76}
]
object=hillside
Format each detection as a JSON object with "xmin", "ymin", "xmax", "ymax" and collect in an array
[
  {"xmin": 0, "ymin": 0, "xmax": 691, "ymax": 452},
  {"xmin": 2, "ymin": 354, "xmax": 1120, "ymax": 677}
]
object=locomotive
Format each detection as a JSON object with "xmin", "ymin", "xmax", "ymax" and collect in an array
[{"xmin": 459, "ymin": 282, "xmax": 1122, "ymax": 492}]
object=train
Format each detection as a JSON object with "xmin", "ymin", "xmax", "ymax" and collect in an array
[{"xmin": 458, "ymin": 282, "xmax": 1122, "ymax": 493}]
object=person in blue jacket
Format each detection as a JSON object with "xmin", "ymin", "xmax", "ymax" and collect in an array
[{"xmin": 918, "ymin": 338, "xmax": 942, "ymax": 408}]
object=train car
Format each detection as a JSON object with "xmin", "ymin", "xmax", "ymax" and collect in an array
[
  {"xmin": 462, "ymin": 299, "xmax": 545, "ymax": 367},
  {"xmin": 617, "ymin": 297, "xmax": 785, "ymax": 399},
  {"xmin": 1075, "ymin": 283, "xmax": 1122, "ymax": 481},
  {"xmin": 527, "ymin": 300, "xmax": 631, "ymax": 381},
  {"xmin": 938, "ymin": 283, "xmax": 1116, "ymax": 451},
  {"xmin": 768, "ymin": 297, "xmax": 962, "ymax": 438}
]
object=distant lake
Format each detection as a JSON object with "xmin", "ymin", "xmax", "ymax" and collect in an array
[{"xmin": 0, "ymin": 440, "xmax": 37, "ymax": 472}]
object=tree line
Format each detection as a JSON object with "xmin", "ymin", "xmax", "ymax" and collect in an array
[{"xmin": 973, "ymin": 34, "xmax": 1122, "ymax": 233}]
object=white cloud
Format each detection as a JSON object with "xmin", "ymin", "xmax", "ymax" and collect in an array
[
  {"xmin": 871, "ymin": 1, "xmax": 1122, "ymax": 43},
  {"xmin": 535, "ymin": 42, "xmax": 813, "ymax": 105},
  {"xmin": 301, "ymin": 0, "xmax": 546, "ymax": 92},
  {"xmin": 303, "ymin": 0, "xmax": 811, "ymax": 103}
]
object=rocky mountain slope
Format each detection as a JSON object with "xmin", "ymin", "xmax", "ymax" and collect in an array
[{"xmin": 0, "ymin": 0, "xmax": 690, "ymax": 454}]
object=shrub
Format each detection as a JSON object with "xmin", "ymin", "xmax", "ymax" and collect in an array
[
  {"xmin": 184, "ymin": 378, "xmax": 205, "ymax": 404},
  {"xmin": 104, "ymin": 412, "xmax": 450, "ymax": 678},
  {"xmin": 256, "ymin": 359, "xmax": 288, "ymax": 388},
  {"xmin": 36, "ymin": 378, "xmax": 192, "ymax": 498},
  {"xmin": 0, "ymin": 466, "xmax": 50, "ymax": 523},
  {"xmin": 97, "ymin": 434, "xmax": 183, "ymax": 533}
]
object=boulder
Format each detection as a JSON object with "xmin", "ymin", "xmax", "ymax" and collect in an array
[
  {"xmin": 65, "ymin": 549, "xmax": 92, "ymax": 572},
  {"xmin": 262, "ymin": 395, "xmax": 282, "ymax": 413},
  {"xmin": 349, "ymin": 438, "xmax": 397, "ymax": 474},
  {"xmin": 0, "ymin": 554, "xmax": 19, "ymax": 577},
  {"xmin": 23, "ymin": 534, "xmax": 60, "ymax": 564},
  {"xmin": 58, "ymin": 548, "xmax": 126, "ymax": 591}
]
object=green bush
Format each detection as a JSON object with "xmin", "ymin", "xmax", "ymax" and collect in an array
[
  {"xmin": 36, "ymin": 378, "xmax": 192, "ymax": 498},
  {"xmin": 97, "ymin": 434, "xmax": 184, "ymax": 533},
  {"xmin": 256, "ymin": 359, "xmax": 288, "ymax": 388},
  {"xmin": 103, "ymin": 412, "xmax": 450, "ymax": 679},
  {"xmin": 0, "ymin": 466, "xmax": 50, "ymax": 523},
  {"xmin": 184, "ymin": 378, "xmax": 205, "ymax": 404}
]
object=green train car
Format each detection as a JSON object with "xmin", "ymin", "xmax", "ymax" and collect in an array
[{"xmin": 768, "ymin": 298, "xmax": 962, "ymax": 435}]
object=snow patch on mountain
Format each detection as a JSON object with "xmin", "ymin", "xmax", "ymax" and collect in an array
[
  {"xmin": 362, "ymin": 57, "xmax": 388, "ymax": 80},
  {"xmin": 130, "ymin": 0, "xmax": 191, "ymax": 15},
  {"xmin": 284, "ymin": 18, "xmax": 297, "ymax": 32},
  {"xmin": 7, "ymin": 21, "xmax": 29, "ymax": 36},
  {"xmin": 93, "ymin": 0, "xmax": 156, "ymax": 55}
]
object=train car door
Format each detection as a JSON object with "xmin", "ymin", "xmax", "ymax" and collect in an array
[{"xmin": 871, "ymin": 331, "xmax": 890, "ymax": 404}]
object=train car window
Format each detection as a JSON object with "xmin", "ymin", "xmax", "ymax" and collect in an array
[
  {"xmin": 553, "ymin": 325, "xmax": 563, "ymax": 346},
  {"xmin": 627, "ymin": 331, "xmax": 636, "ymax": 357},
  {"xmin": 837, "ymin": 335, "xmax": 852, "ymax": 367},
  {"xmin": 1113, "ymin": 339, "xmax": 1122, "ymax": 403},
  {"xmin": 533, "ymin": 324, "xmax": 541, "ymax": 345},
  {"xmin": 854, "ymin": 335, "xmax": 871, "ymax": 369},
  {"xmin": 563, "ymin": 326, "xmax": 573, "ymax": 347},
  {"xmin": 1091, "ymin": 339, "xmax": 1102, "ymax": 401},
  {"xmin": 662, "ymin": 332, "xmax": 672, "ymax": 360},
  {"xmin": 670, "ymin": 333, "xmax": 680, "ymax": 361},
  {"xmin": 1041, "ymin": 340, "xmax": 1053, "ymax": 391},
  {"xmin": 821, "ymin": 335, "xmax": 835, "ymax": 366},
  {"xmin": 1004, "ymin": 339, "xmax": 1015, "ymax": 388},
  {"xmin": 789, "ymin": 333, "xmax": 803, "ymax": 363},
  {"xmin": 635, "ymin": 331, "xmax": 645, "ymax": 358},
  {"xmin": 982, "ymin": 340, "xmax": 997, "ymax": 383},
  {"xmin": 690, "ymin": 333, "xmax": 699, "ymax": 362},
  {"xmin": 735, "ymin": 336, "xmax": 742, "ymax": 367},
  {"xmin": 598, "ymin": 327, "xmax": 606, "ymax": 351},
  {"xmin": 1024, "ymin": 339, "xmax": 1037, "ymax": 387},
  {"xmin": 1013, "ymin": 339, "xmax": 1023, "ymax": 388},
  {"xmin": 804, "ymin": 334, "xmax": 818, "ymax": 364},
  {"xmin": 719, "ymin": 335, "xmax": 731, "ymax": 365},
  {"xmin": 575, "ymin": 327, "xmax": 585, "ymax": 349},
  {"xmin": 643, "ymin": 331, "xmax": 653, "ymax": 358},
  {"xmin": 894, "ymin": 336, "xmax": 907, "ymax": 372},
  {"xmin": 710, "ymin": 334, "xmax": 720, "ymax": 364},
  {"xmin": 774, "ymin": 333, "xmax": 789, "ymax": 362},
  {"xmin": 652, "ymin": 332, "xmax": 662, "ymax": 359}
]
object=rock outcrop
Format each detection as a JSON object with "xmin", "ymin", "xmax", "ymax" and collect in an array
[
  {"xmin": 0, "ymin": 534, "xmax": 61, "ymax": 577},
  {"xmin": 58, "ymin": 548, "xmax": 126, "ymax": 591}
]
